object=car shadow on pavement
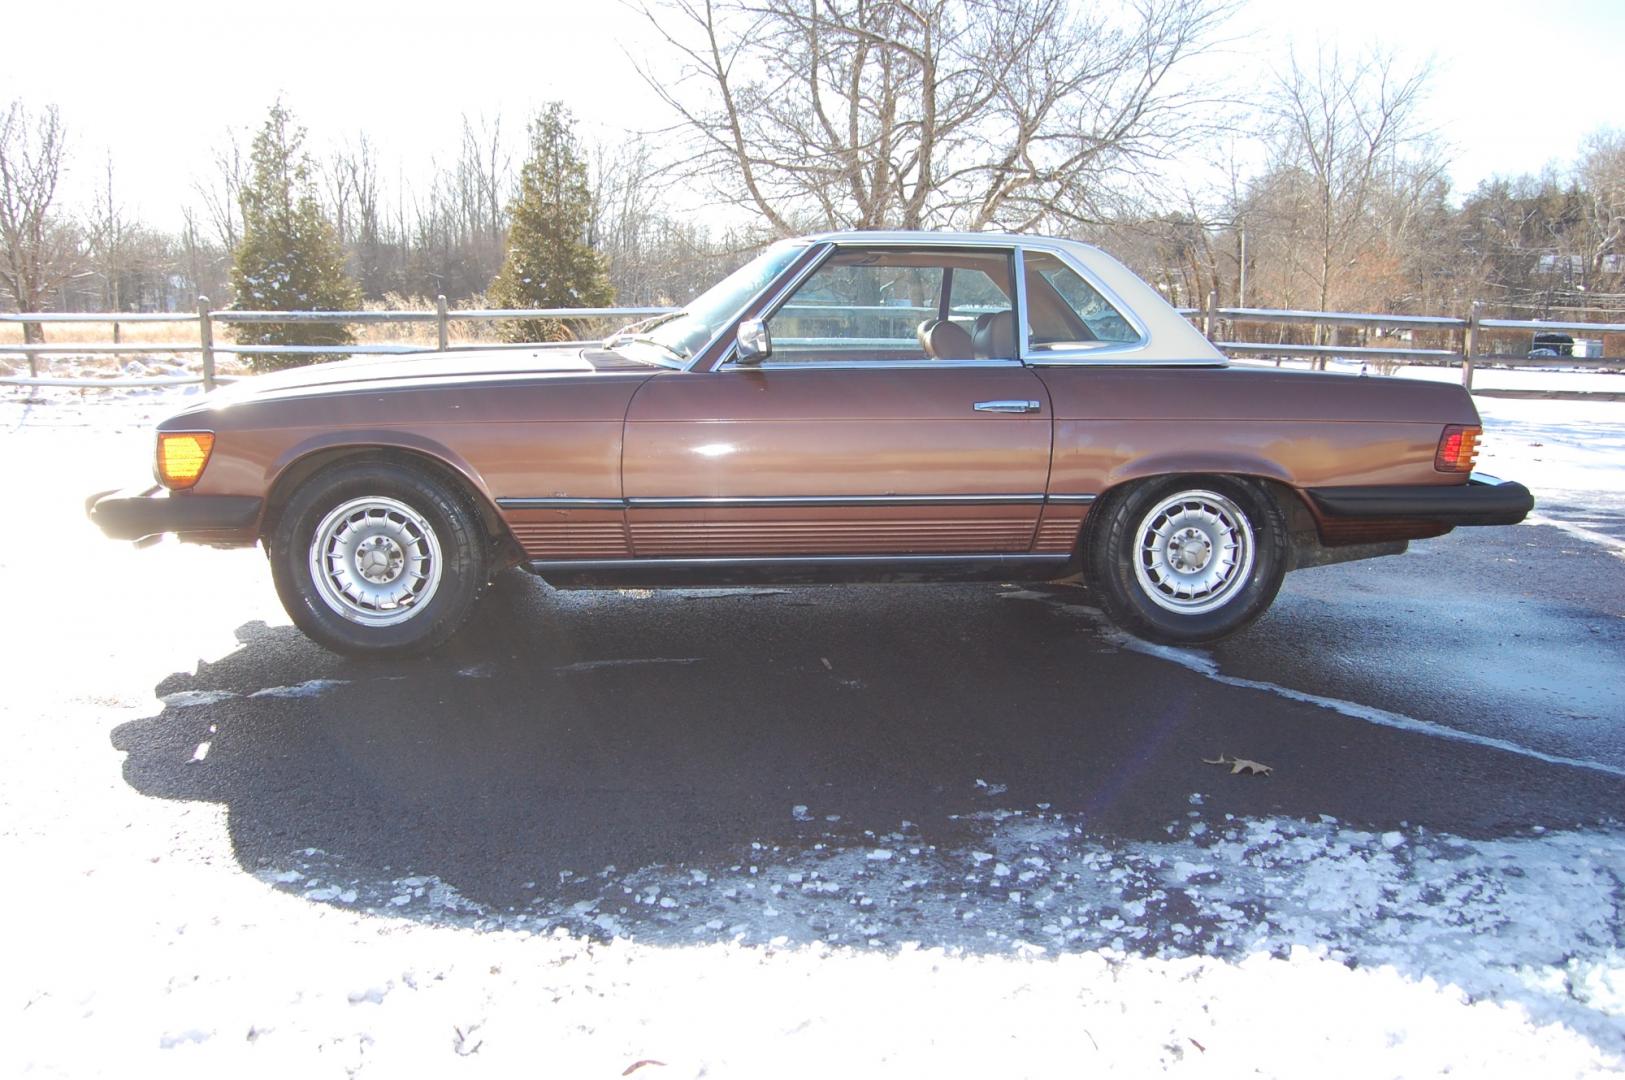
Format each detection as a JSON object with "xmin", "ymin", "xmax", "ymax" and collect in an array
[{"xmin": 111, "ymin": 577, "xmax": 1623, "ymax": 946}]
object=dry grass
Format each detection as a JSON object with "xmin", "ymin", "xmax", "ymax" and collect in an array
[
  {"xmin": 0, "ymin": 293, "xmax": 613, "ymax": 353},
  {"xmin": 0, "ymin": 320, "xmax": 197, "ymax": 347},
  {"xmin": 1, "ymin": 295, "xmax": 633, "ymax": 385}
]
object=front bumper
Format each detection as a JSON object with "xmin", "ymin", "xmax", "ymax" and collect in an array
[
  {"xmin": 86, "ymin": 485, "xmax": 263, "ymax": 542},
  {"xmin": 1306, "ymin": 472, "xmax": 1534, "ymax": 527}
]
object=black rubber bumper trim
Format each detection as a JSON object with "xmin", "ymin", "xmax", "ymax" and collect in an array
[
  {"xmin": 1306, "ymin": 472, "xmax": 1534, "ymax": 527},
  {"xmin": 87, "ymin": 485, "xmax": 263, "ymax": 541}
]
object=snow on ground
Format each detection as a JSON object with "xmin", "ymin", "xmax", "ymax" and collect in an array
[
  {"xmin": 237, "ymin": 799, "xmax": 1625, "ymax": 1059},
  {"xmin": 1473, "ymin": 395, "xmax": 1625, "ymax": 550},
  {"xmin": 1391, "ymin": 361, "xmax": 1625, "ymax": 397},
  {"xmin": 12, "ymin": 793, "xmax": 1622, "ymax": 1078},
  {"xmin": 5, "ymin": 377, "xmax": 1625, "ymax": 1077},
  {"xmin": 1238, "ymin": 356, "xmax": 1625, "ymax": 397},
  {"xmin": 0, "ymin": 350, "xmax": 253, "ymax": 388}
]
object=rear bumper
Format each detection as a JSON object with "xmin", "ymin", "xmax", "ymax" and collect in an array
[
  {"xmin": 1306, "ymin": 473, "xmax": 1534, "ymax": 527},
  {"xmin": 86, "ymin": 485, "xmax": 262, "ymax": 542}
]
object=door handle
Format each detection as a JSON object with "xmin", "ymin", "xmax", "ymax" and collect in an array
[{"xmin": 973, "ymin": 399, "xmax": 1042, "ymax": 413}]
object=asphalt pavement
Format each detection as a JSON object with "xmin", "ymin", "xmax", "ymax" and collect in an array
[{"xmin": 93, "ymin": 520, "xmax": 1623, "ymax": 920}]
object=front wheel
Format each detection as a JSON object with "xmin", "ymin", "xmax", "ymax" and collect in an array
[
  {"xmin": 269, "ymin": 460, "xmax": 488, "ymax": 656},
  {"xmin": 1086, "ymin": 477, "xmax": 1287, "ymax": 644}
]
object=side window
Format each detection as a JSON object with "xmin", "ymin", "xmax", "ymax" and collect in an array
[
  {"xmin": 1022, "ymin": 250, "xmax": 1138, "ymax": 349},
  {"xmin": 771, "ymin": 261, "xmax": 942, "ymax": 363},
  {"xmin": 763, "ymin": 248, "xmax": 1015, "ymax": 364},
  {"xmin": 945, "ymin": 269, "xmax": 1015, "ymax": 358}
]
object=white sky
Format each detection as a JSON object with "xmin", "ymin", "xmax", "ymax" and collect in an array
[{"xmin": 1, "ymin": 0, "xmax": 1620, "ymax": 230}]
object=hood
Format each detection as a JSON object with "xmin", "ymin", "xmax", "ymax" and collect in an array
[
  {"xmin": 207, "ymin": 347, "xmax": 612, "ymax": 402},
  {"xmin": 177, "ymin": 347, "xmax": 659, "ymax": 414}
]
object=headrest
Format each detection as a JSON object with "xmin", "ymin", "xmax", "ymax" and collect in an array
[
  {"xmin": 914, "ymin": 318, "xmax": 976, "ymax": 360},
  {"xmin": 972, "ymin": 310, "xmax": 1016, "ymax": 359}
]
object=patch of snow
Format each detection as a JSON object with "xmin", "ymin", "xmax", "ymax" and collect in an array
[
  {"xmin": 553, "ymin": 658, "xmax": 702, "ymax": 673},
  {"xmin": 249, "ymin": 679, "xmax": 349, "ymax": 699},
  {"xmin": 161, "ymin": 690, "xmax": 239, "ymax": 707}
]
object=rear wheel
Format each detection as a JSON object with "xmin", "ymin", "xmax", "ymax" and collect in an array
[
  {"xmin": 269, "ymin": 460, "xmax": 488, "ymax": 656},
  {"xmin": 1087, "ymin": 476, "xmax": 1286, "ymax": 644}
]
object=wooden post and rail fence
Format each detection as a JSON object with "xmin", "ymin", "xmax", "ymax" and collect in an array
[{"xmin": 2, "ymin": 297, "xmax": 1622, "ymax": 393}]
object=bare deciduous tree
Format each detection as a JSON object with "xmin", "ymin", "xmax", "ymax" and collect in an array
[
  {"xmin": 590, "ymin": 136, "xmax": 756, "ymax": 305},
  {"xmin": 1577, "ymin": 129, "xmax": 1624, "ymax": 283},
  {"xmin": 88, "ymin": 154, "xmax": 147, "ymax": 312},
  {"xmin": 409, "ymin": 114, "xmax": 512, "ymax": 300},
  {"xmin": 0, "ymin": 100, "xmax": 84, "ymax": 374},
  {"xmin": 323, "ymin": 134, "xmax": 402, "ymax": 296},
  {"xmin": 634, "ymin": 0, "xmax": 1231, "ymax": 234},
  {"xmin": 179, "ymin": 204, "xmax": 230, "ymax": 305},
  {"xmin": 1267, "ymin": 46, "xmax": 1435, "ymax": 316},
  {"xmin": 194, "ymin": 130, "xmax": 247, "ymax": 253}
]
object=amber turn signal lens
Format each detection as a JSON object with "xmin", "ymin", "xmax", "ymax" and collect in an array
[
  {"xmin": 1434, "ymin": 424, "xmax": 1480, "ymax": 473},
  {"xmin": 156, "ymin": 431, "xmax": 215, "ymax": 489}
]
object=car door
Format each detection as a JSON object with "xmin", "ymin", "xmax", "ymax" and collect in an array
[{"xmin": 620, "ymin": 245, "xmax": 1054, "ymax": 559}]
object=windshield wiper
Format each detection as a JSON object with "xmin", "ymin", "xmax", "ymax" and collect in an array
[
  {"xmin": 611, "ymin": 334, "xmax": 687, "ymax": 363},
  {"xmin": 605, "ymin": 311, "xmax": 684, "ymax": 349}
]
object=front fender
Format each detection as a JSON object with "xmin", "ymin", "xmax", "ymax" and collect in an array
[
  {"xmin": 256, "ymin": 430, "xmax": 519, "ymax": 557},
  {"xmin": 265, "ymin": 428, "xmax": 496, "ymax": 502}
]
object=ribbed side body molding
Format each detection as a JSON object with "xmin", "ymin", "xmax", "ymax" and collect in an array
[
  {"xmin": 496, "ymin": 494, "xmax": 1059, "ymax": 510},
  {"xmin": 496, "ymin": 494, "xmax": 1100, "ymax": 560},
  {"xmin": 629, "ymin": 517, "xmax": 1036, "ymax": 557},
  {"xmin": 508, "ymin": 521, "xmax": 630, "ymax": 559},
  {"xmin": 1033, "ymin": 511, "xmax": 1089, "ymax": 554}
]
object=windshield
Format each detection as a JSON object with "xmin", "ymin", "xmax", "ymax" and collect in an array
[{"xmin": 614, "ymin": 240, "xmax": 808, "ymax": 363}]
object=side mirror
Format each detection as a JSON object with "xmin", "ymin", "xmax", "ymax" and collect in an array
[{"xmin": 735, "ymin": 318, "xmax": 772, "ymax": 366}]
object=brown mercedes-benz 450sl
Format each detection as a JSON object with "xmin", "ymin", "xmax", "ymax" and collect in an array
[{"xmin": 88, "ymin": 232, "xmax": 1533, "ymax": 656}]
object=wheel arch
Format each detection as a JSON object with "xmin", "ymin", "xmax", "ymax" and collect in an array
[
  {"xmin": 260, "ymin": 435, "xmax": 521, "ymax": 566},
  {"xmin": 1077, "ymin": 468, "xmax": 1297, "ymax": 643},
  {"xmin": 1080, "ymin": 468, "xmax": 1311, "ymax": 562}
]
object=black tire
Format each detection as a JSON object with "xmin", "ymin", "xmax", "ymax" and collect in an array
[
  {"xmin": 268, "ymin": 460, "xmax": 489, "ymax": 657},
  {"xmin": 1086, "ymin": 475, "xmax": 1287, "ymax": 644}
]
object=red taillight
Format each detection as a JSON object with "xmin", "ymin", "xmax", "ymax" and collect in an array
[{"xmin": 1435, "ymin": 424, "xmax": 1480, "ymax": 473}]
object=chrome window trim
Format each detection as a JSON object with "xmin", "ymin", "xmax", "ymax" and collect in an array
[
  {"xmin": 716, "ymin": 358, "xmax": 1025, "ymax": 372},
  {"xmin": 676, "ymin": 232, "xmax": 1224, "ymax": 371},
  {"xmin": 1024, "ymin": 357, "xmax": 1226, "ymax": 368},
  {"xmin": 1012, "ymin": 245, "xmax": 1031, "ymax": 365},
  {"xmin": 628, "ymin": 494, "xmax": 1046, "ymax": 508},
  {"xmin": 691, "ymin": 241, "xmax": 835, "ymax": 372},
  {"xmin": 1016, "ymin": 242, "xmax": 1152, "ymax": 361},
  {"xmin": 496, "ymin": 497, "xmax": 627, "ymax": 510},
  {"xmin": 718, "ymin": 242, "xmax": 1025, "ymax": 371}
]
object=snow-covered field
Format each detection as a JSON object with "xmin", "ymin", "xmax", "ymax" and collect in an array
[{"xmin": 3, "ymin": 376, "xmax": 1624, "ymax": 1078}]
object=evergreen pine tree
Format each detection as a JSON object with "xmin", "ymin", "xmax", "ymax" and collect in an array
[
  {"xmin": 488, "ymin": 104, "xmax": 613, "ymax": 343},
  {"xmin": 230, "ymin": 102, "xmax": 361, "ymax": 370}
]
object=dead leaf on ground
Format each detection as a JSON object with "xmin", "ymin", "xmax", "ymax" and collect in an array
[{"xmin": 1203, "ymin": 753, "xmax": 1273, "ymax": 776}]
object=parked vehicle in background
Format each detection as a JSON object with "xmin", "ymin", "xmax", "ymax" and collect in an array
[
  {"xmin": 1530, "ymin": 331, "xmax": 1575, "ymax": 358},
  {"xmin": 87, "ymin": 232, "xmax": 1533, "ymax": 656}
]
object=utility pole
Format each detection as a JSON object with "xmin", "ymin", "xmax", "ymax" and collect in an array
[{"xmin": 1238, "ymin": 227, "xmax": 1248, "ymax": 308}]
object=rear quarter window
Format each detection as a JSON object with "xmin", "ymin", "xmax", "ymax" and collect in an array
[{"xmin": 1023, "ymin": 250, "xmax": 1139, "ymax": 348}]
